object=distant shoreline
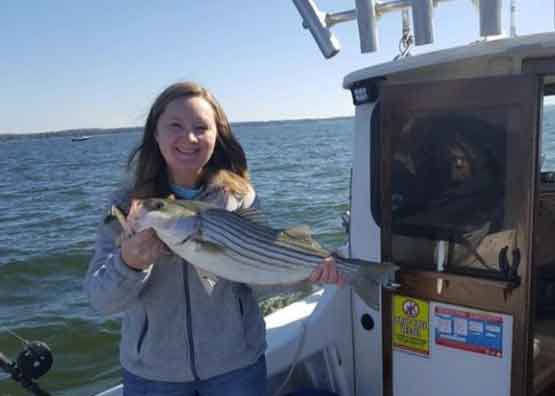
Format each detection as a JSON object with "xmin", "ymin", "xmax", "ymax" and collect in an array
[{"xmin": 0, "ymin": 115, "xmax": 353, "ymax": 142}]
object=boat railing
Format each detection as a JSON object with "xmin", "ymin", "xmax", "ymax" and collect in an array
[{"xmin": 292, "ymin": 0, "xmax": 535, "ymax": 59}]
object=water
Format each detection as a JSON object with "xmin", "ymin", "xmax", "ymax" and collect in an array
[
  {"xmin": 0, "ymin": 117, "xmax": 352, "ymax": 396},
  {"xmin": 2, "ymin": 108, "xmax": 555, "ymax": 396}
]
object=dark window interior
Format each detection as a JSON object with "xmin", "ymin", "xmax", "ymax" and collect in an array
[
  {"xmin": 372, "ymin": 107, "xmax": 520, "ymax": 279},
  {"xmin": 390, "ymin": 112, "xmax": 506, "ymax": 242}
]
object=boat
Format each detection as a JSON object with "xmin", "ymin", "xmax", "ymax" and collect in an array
[
  {"xmin": 26, "ymin": 1, "xmax": 555, "ymax": 395},
  {"xmin": 71, "ymin": 136, "xmax": 90, "ymax": 142}
]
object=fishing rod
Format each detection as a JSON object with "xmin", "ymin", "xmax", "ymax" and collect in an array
[{"xmin": 0, "ymin": 328, "xmax": 53, "ymax": 396}]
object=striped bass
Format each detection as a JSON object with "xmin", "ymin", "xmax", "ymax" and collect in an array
[{"xmin": 126, "ymin": 198, "xmax": 397, "ymax": 308}]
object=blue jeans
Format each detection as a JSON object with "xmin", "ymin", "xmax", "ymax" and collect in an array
[{"xmin": 123, "ymin": 356, "xmax": 267, "ymax": 396}]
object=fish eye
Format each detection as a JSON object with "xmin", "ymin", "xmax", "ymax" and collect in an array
[{"xmin": 145, "ymin": 199, "xmax": 165, "ymax": 211}]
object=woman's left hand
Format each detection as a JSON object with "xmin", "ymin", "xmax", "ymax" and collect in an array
[{"xmin": 309, "ymin": 256, "xmax": 347, "ymax": 286}]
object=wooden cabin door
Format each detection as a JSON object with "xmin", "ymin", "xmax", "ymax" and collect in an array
[{"xmin": 377, "ymin": 75, "xmax": 540, "ymax": 396}]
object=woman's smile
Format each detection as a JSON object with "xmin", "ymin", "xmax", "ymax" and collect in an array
[{"xmin": 175, "ymin": 146, "xmax": 199, "ymax": 157}]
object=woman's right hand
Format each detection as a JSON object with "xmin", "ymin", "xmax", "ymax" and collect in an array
[
  {"xmin": 120, "ymin": 200, "xmax": 171, "ymax": 270},
  {"xmin": 121, "ymin": 229, "xmax": 170, "ymax": 270}
]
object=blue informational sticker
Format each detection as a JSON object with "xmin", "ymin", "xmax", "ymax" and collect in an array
[{"xmin": 434, "ymin": 306, "xmax": 503, "ymax": 358}]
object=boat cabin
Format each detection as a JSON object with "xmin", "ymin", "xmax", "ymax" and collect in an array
[{"xmin": 344, "ymin": 31, "xmax": 555, "ymax": 396}]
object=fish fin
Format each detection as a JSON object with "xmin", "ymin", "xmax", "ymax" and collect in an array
[
  {"xmin": 280, "ymin": 225, "xmax": 324, "ymax": 250},
  {"xmin": 103, "ymin": 203, "xmax": 125, "ymax": 224},
  {"xmin": 234, "ymin": 207, "xmax": 269, "ymax": 226},
  {"xmin": 111, "ymin": 205, "xmax": 134, "ymax": 237},
  {"xmin": 347, "ymin": 260, "xmax": 399, "ymax": 310}
]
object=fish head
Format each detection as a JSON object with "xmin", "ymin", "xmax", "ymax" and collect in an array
[{"xmin": 133, "ymin": 198, "xmax": 201, "ymax": 245}]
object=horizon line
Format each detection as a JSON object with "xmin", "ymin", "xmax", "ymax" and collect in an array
[{"xmin": 0, "ymin": 113, "xmax": 354, "ymax": 137}]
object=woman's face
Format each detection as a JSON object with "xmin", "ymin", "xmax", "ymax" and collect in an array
[{"xmin": 155, "ymin": 96, "xmax": 218, "ymax": 187}]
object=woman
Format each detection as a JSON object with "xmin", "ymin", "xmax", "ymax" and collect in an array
[{"xmin": 84, "ymin": 81, "xmax": 344, "ymax": 396}]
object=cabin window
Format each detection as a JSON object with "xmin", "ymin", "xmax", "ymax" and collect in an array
[
  {"xmin": 542, "ymin": 103, "xmax": 555, "ymax": 173},
  {"xmin": 386, "ymin": 108, "xmax": 520, "ymax": 279}
]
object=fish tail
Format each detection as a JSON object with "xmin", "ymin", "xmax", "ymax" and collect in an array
[{"xmin": 336, "ymin": 257, "xmax": 398, "ymax": 309}]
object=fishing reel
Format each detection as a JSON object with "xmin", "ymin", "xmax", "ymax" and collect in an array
[{"xmin": 0, "ymin": 340, "xmax": 53, "ymax": 396}]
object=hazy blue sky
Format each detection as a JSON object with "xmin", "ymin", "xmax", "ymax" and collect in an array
[{"xmin": 1, "ymin": 1, "xmax": 554, "ymax": 134}]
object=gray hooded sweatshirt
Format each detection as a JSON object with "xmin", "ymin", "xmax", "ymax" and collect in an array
[{"xmin": 84, "ymin": 185, "xmax": 267, "ymax": 382}]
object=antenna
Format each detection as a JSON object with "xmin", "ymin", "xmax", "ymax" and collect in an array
[{"xmin": 293, "ymin": 0, "xmax": 507, "ymax": 59}]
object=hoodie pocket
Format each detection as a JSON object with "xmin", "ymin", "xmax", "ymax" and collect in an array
[{"xmin": 137, "ymin": 312, "xmax": 149, "ymax": 356}]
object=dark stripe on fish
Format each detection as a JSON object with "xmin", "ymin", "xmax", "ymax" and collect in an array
[
  {"xmin": 201, "ymin": 220, "xmax": 308, "ymax": 271},
  {"xmin": 202, "ymin": 215, "xmax": 323, "ymax": 269},
  {"xmin": 203, "ymin": 210, "xmax": 329, "ymax": 262}
]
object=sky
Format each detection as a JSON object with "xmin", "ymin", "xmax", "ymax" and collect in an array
[{"xmin": 1, "ymin": 1, "xmax": 554, "ymax": 134}]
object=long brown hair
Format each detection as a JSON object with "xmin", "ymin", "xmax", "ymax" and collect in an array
[{"xmin": 128, "ymin": 82, "xmax": 250, "ymax": 199}]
